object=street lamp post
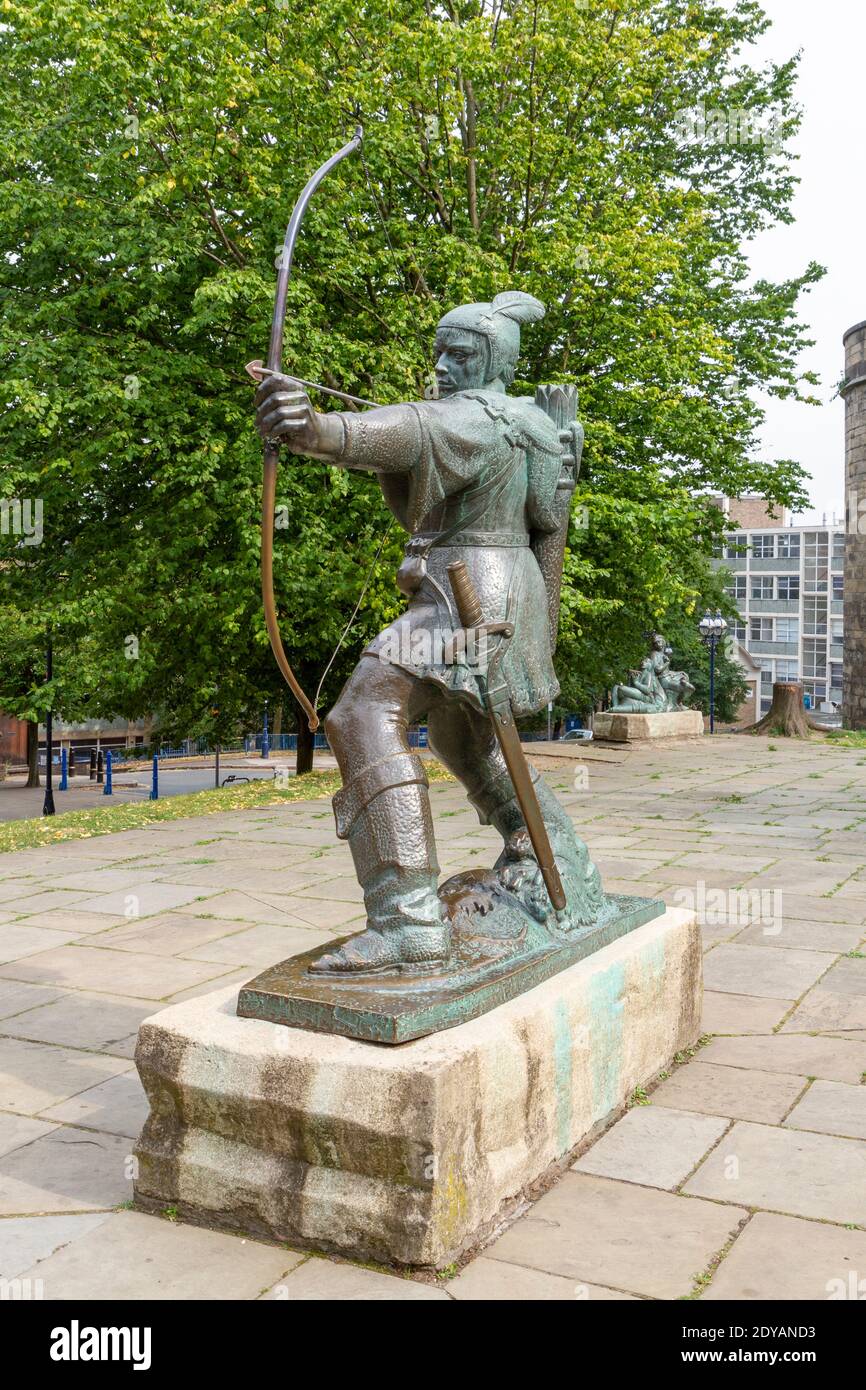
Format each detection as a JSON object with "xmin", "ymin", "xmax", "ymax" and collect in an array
[
  {"xmin": 698, "ymin": 609, "xmax": 729, "ymax": 734},
  {"xmin": 261, "ymin": 698, "xmax": 270, "ymax": 759},
  {"xmin": 43, "ymin": 638, "xmax": 55, "ymax": 817}
]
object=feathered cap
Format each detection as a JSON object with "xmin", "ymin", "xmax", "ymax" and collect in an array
[{"xmin": 437, "ymin": 290, "xmax": 545, "ymax": 386}]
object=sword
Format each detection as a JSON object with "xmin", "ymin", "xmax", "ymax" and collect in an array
[{"xmin": 447, "ymin": 559, "xmax": 567, "ymax": 911}]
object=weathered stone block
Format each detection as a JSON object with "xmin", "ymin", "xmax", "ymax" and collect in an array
[
  {"xmin": 132, "ymin": 908, "xmax": 700, "ymax": 1268},
  {"xmin": 591, "ymin": 709, "xmax": 704, "ymax": 742}
]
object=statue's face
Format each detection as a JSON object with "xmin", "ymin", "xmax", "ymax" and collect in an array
[{"xmin": 434, "ymin": 328, "xmax": 488, "ymax": 396}]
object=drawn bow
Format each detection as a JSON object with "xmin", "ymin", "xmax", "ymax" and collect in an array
[{"xmin": 246, "ymin": 126, "xmax": 365, "ymax": 732}]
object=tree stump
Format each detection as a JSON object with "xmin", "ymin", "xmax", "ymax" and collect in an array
[{"xmin": 745, "ymin": 682, "xmax": 825, "ymax": 737}]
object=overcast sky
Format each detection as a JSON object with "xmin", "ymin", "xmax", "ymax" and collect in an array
[{"xmin": 743, "ymin": 0, "xmax": 862, "ymax": 523}]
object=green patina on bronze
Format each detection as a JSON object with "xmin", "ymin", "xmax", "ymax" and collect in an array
[
  {"xmin": 238, "ymin": 893, "xmax": 663, "ymax": 1044},
  {"xmin": 611, "ymin": 632, "xmax": 696, "ymax": 714},
  {"xmin": 244, "ymin": 182, "xmax": 666, "ymax": 1038}
]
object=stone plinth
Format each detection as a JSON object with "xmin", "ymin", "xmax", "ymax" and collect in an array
[
  {"xmin": 592, "ymin": 709, "xmax": 704, "ymax": 742},
  {"xmin": 133, "ymin": 908, "xmax": 700, "ymax": 1269}
]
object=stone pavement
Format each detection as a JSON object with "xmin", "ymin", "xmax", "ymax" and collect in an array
[{"xmin": 1, "ymin": 733, "xmax": 865, "ymax": 1300}]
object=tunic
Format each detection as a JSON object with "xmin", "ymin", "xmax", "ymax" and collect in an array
[{"xmin": 335, "ymin": 388, "xmax": 563, "ymax": 716}]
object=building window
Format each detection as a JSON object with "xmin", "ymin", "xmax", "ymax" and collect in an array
[
  {"xmin": 726, "ymin": 575, "xmax": 747, "ymax": 601},
  {"xmin": 750, "ymin": 618, "xmax": 773, "ymax": 642},
  {"xmin": 777, "ymin": 533, "xmax": 801, "ymax": 559},
  {"xmin": 803, "ymin": 596, "xmax": 828, "ymax": 636},
  {"xmin": 751, "ymin": 576, "xmax": 774, "ymax": 600},
  {"xmin": 775, "ymin": 618, "xmax": 800, "ymax": 642},
  {"xmin": 832, "ymin": 532, "xmax": 845, "ymax": 564},
  {"xmin": 726, "ymin": 532, "xmax": 747, "ymax": 560},
  {"xmin": 733, "ymin": 620, "xmax": 747, "ymax": 643},
  {"xmin": 833, "ymin": 574, "xmax": 843, "ymax": 599},
  {"xmin": 760, "ymin": 664, "xmax": 774, "ymax": 689},
  {"xmin": 802, "ymin": 681, "xmax": 826, "ymax": 704},
  {"xmin": 751, "ymin": 533, "xmax": 775, "ymax": 558},
  {"xmin": 831, "ymin": 620, "xmax": 843, "ymax": 644},
  {"xmin": 802, "ymin": 639, "xmax": 827, "ymax": 678},
  {"xmin": 777, "ymin": 575, "xmax": 800, "ymax": 600},
  {"xmin": 776, "ymin": 660, "xmax": 799, "ymax": 682},
  {"xmin": 830, "ymin": 662, "xmax": 843, "ymax": 690},
  {"xmin": 805, "ymin": 531, "xmax": 829, "ymax": 593}
]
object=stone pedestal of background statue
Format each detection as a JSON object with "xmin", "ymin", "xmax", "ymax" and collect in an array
[
  {"xmin": 132, "ymin": 907, "xmax": 700, "ymax": 1269},
  {"xmin": 591, "ymin": 709, "xmax": 705, "ymax": 742}
]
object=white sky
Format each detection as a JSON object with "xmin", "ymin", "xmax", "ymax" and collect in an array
[{"xmin": 743, "ymin": 0, "xmax": 862, "ymax": 524}]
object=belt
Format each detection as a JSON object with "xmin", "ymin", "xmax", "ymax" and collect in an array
[{"xmin": 408, "ymin": 530, "xmax": 529, "ymax": 551}]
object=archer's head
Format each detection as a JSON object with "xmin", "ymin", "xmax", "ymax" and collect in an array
[{"xmin": 434, "ymin": 291, "xmax": 545, "ymax": 397}]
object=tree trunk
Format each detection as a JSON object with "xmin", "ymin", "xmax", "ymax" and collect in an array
[
  {"xmin": 745, "ymin": 682, "xmax": 825, "ymax": 737},
  {"xmin": 26, "ymin": 719, "xmax": 40, "ymax": 787},
  {"xmin": 296, "ymin": 717, "xmax": 315, "ymax": 776}
]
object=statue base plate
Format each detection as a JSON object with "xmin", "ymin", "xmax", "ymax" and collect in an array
[
  {"xmin": 133, "ymin": 908, "xmax": 701, "ymax": 1268},
  {"xmin": 237, "ymin": 893, "xmax": 663, "ymax": 1043},
  {"xmin": 591, "ymin": 709, "xmax": 705, "ymax": 742}
]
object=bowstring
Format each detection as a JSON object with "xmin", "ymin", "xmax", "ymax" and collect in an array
[
  {"xmin": 311, "ymin": 137, "xmax": 432, "ymax": 721},
  {"xmin": 313, "ymin": 518, "xmax": 395, "ymax": 719}
]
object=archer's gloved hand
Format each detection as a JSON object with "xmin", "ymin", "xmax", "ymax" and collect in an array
[{"xmin": 254, "ymin": 372, "xmax": 324, "ymax": 453}]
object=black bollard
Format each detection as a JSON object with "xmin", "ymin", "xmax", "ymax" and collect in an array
[
  {"xmin": 89, "ymin": 749, "xmax": 96, "ymax": 781},
  {"xmin": 97, "ymin": 750, "xmax": 104, "ymax": 785}
]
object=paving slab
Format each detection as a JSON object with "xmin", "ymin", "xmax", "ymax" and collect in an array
[
  {"xmin": 0, "ymin": 890, "xmax": 95, "ymax": 916},
  {"xmin": 41, "ymin": 1071, "xmax": 148, "ymax": 1139},
  {"xmin": 0, "ymin": 944, "xmax": 234, "ymax": 1000},
  {"xmin": 259, "ymin": 1258, "xmax": 450, "ymax": 1301},
  {"xmin": 0, "ymin": 1111, "xmax": 58, "ymax": 1158},
  {"xmin": 446, "ymin": 1257, "xmax": 637, "ymax": 1301},
  {"xmin": 10, "ymin": 910, "xmax": 128, "ymax": 936},
  {"xmin": 0, "ymin": 993, "xmax": 153, "ymax": 1052},
  {"xmin": 0, "ymin": 1037, "xmax": 133, "ymax": 1114},
  {"xmin": 683, "ymin": 1120, "xmax": 866, "ymax": 1225},
  {"xmin": 0, "ymin": 980, "xmax": 61, "ymax": 1020},
  {"xmin": 485, "ymin": 1173, "xmax": 746, "ymax": 1299},
  {"xmin": 701, "ymin": 943, "xmax": 836, "ymax": 999},
  {"xmin": 780, "ymin": 986, "xmax": 866, "ymax": 1033},
  {"xmin": 173, "ymin": 891, "xmax": 320, "ymax": 927},
  {"xmin": 15, "ymin": 1210, "xmax": 302, "ymax": 1298},
  {"xmin": 0, "ymin": 1212, "xmax": 112, "ymax": 1281},
  {"xmin": 652, "ymin": 1061, "xmax": 806, "ymax": 1124},
  {"xmin": 703, "ymin": 1211, "xmax": 866, "ymax": 1301},
  {"xmin": 0, "ymin": 1127, "xmax": 133, "ymax": 1214},
  {"xmin": 179, "ymin": 921, "xmax": 335, "ymax": 969},
  {"xmin": 69, "ymin": 884, "xmax": 222, "ymax": 918},
  {"xmin": 701, "ymin": 991, "xmax": 793, "ymax": 1035},
  {"xmin": 699, "ymin": 1032, "xmax": 866, "ymax": 1082},
  {"xmin": 93, "ymin": 913, "xmax": 273, "ymax": 957},
  {"xmin": 571, "ymin": 1106, "xmax": 729, "ymax": 1190},
  {"xmin": 0, "ymin": 923, "xmax": 87, "ymax": 964},
  {"xmin": 734, "ymin": 919, "xmax": 865, "ymax": 954},
  {"xmin": 783, "ymin": 1079, "xmax": 866, "ymax": 1141}
]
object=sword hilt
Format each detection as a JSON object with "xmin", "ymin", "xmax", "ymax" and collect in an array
[{"xmin": 447, "ymin": 560, "xmax": 484, "ymax": 629}]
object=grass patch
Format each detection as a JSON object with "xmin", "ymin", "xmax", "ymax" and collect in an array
[
  {"xmin": 0, "ymin": 762, "xmax": 455, "ymax": 855},
  {"xmin": 826, "ymin": 729, "xmax": 866, "ymax": 748}
]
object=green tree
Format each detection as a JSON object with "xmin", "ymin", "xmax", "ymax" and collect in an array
[{"xmin": 0, "ymin": 0, "xmax": 818, "ymax": 749}]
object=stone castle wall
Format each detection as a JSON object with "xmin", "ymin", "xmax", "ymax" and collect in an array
[{"xmin": 844, "ymin": 321, "xmax": 866, "ymax": 728}]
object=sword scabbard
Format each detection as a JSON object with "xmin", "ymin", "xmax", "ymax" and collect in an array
[{"xmin": 446, "ymin": 560, "xmax": 567, "ymax": 912}]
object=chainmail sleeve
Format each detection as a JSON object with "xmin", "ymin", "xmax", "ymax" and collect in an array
[{"xmin": 337, "ymin": 404, "xmax": 424, "ymax": 475}]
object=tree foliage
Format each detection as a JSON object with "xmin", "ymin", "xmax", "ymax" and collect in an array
[{"xmin": 0, "ymin": 0, "xmax": 819, "ymax": 736}]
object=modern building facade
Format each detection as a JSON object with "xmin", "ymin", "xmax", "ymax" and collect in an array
[{"xmin": 711, "ymin": 496, "xmax": 844, "ymax": 717}]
